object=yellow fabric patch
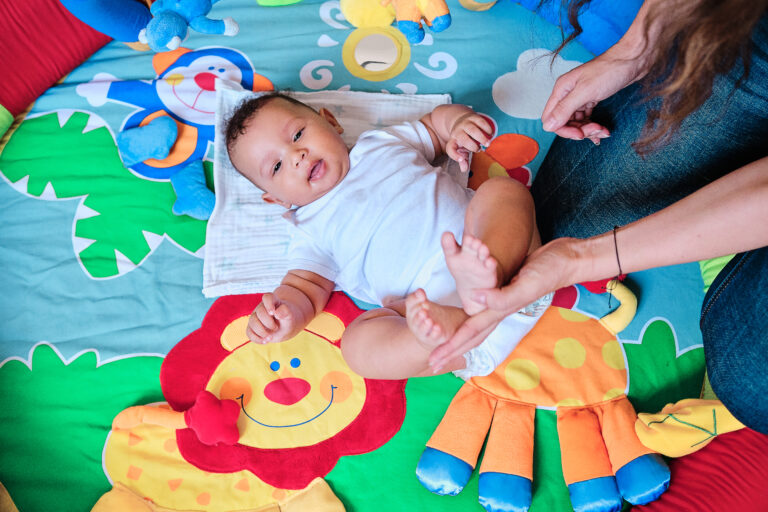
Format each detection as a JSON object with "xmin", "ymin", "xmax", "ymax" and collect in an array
[
  {"xmin": 553, "ymin": 337, "xmax": 586, "ymax": 369},
  {"xmin": 558, "ymin": 308, "xmax": 590, "ymax": 322},
  {"xmin": 505, "ymin": 359, "xmax": 540, "ymax": 390},
  {"xmin": 601, "ymin": 340, "xmax": 625, "ymax": 370}
]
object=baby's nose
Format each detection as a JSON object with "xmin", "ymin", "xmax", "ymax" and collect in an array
[{"xmin": 293, "ymin": 148, "xmax": 307, "ymax": 167}]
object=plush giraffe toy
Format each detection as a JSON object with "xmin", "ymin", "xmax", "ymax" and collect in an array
[
  {"xmin": 416, "ymin": 279, "xmax": 671, "ymax": 512},
  {"xmin": 382, "ymin": 0, "xmax": 452, "ymax": 43},
  {"xmin": 340, "ymin": 0, "xmax": 452, "ymax": 44}
]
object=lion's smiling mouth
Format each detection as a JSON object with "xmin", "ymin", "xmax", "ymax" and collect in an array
[{"xmin": 237, "ymin": 385, "xmax": 338, "ymax": 428}]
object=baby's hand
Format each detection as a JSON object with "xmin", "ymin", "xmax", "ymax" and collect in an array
[
  {"xmin": 246, "ymin": 293, "xmax": 299, "ymax": 344},
  {"xmin": 448, "ymin": 113, "xmax": 493, "ymax": 172}
]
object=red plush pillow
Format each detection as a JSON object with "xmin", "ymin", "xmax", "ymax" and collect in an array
[
  {"xmin": 633, "ymin": 428, "xmax": 768, "ymax": 511},
  {"xmin": 0, "ymin": 0, "xmax": 110, "ymax": 116}
]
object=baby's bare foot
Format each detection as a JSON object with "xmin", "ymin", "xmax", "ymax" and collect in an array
[
  {"xmin": 442, "ymin": 232, "xmax": 500, "ymax": 315},
  {"xmin": 405, "ymin": 289, "xmax": 467, "ymax": 351}
]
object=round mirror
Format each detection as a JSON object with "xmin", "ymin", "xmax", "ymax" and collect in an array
[{"xmin": 342, "ymin": 27, "xmax": 410, "ymax": 81}]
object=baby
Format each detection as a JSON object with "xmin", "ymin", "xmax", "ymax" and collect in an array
[{"xmin": 225, "ymin": 93, "xmax": 550, "ymax": 380}]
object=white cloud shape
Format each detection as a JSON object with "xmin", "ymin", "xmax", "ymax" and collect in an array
[{"xmin": 492, "ymin": 48, "xmax": 582, "ymax": 120}]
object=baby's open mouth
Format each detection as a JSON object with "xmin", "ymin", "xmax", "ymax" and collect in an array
[{"xmin": 308, "ymin": 160, "xmax": 325, "ymax": 181}]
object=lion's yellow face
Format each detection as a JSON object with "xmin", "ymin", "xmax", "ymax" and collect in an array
[{"xmin": 207, "ymin": 313, "xmax": 367, "ymax": 449}]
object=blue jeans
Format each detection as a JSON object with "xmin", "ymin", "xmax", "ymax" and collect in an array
[
  {"xmin": 531, "ymin": 14, "xmax": 768, "ymax": 433},
  {"xmin": 702, "ymin": 250, "xmax": 768, "ymax": 434}
]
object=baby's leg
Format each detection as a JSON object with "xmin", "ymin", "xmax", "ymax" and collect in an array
[
  {"xmin": 445, "ymin": 177, "xmax": 538, "ymax": 314},
  {"xmin": 340, "ymin": 291, "xmax": 467, "ymax": 380}
]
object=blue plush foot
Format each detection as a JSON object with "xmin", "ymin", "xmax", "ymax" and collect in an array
[
  {"xmin": 170, "ymin": 160, "xmax": 215, "ymax": 220},
  {"xmin": 478, "ymin": 472, "xmax": 532, "ymax": 512},
  {"xmin": 397, "ymin": 20, "xmax": 425, "ymax": 43},
  {"xmin": 429, "ymin": 13, "xmax": 452, "ymax": 33},
  {"xmin": 117, "ymin": 116, "xmax": 177, "ymax": 168},
  {"xmin": 568, "ymin": 476, "xmax": 622, "ymax": 512},
  {"xmin": 416, "ymin": 447, "xmax": 473, "ymax": 496},
  {"xmin": 615, "ymin": 453, "xmax": 670, "ymax": 505}
]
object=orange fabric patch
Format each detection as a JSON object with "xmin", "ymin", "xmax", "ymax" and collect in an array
[
  {"xmin": 126, "ymin": 465, "xmax": 143, "ymax": 480},
  {"xmin": 426, "ymin": 384, "xmax": 495, "ymax": 467},
  {"xmin": 479, "ymin": 400, "xmax": 535, "ymax": 479}
]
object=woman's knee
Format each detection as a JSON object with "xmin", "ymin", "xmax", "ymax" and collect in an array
[
  {"xmin": 707, "ymin": 360, "xmax": 768, "ymax": 434},
  {"xmin": 701, "ymin": 250, "xmax": 768, "ymax": 434}
]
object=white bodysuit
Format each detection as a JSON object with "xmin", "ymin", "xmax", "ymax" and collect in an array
[{"xmin": 285, "ymin": 121, "xmax": 545, "ymax": 378}]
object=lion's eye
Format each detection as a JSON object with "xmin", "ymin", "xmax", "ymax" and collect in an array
[
  {"xmin": 269, "ymin": 361, "xmax": 280, "ymax": 372},
  {"xmin": 290, "ymin": 357, "xmax": 301, "ymax": 368}
]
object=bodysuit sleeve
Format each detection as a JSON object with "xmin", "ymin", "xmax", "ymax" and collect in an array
[
  {"xmin": 284, "ymin": 224, "xmax": 339, "ymax": 283},
  {"xmin": 355, "ymin": 121, "xmax": 437, "ymax": 164}
]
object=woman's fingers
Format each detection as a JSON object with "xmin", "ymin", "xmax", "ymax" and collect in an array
[
  {"xmin": 554, "ymin": 120, "xmax": 610, "ymax": 142},
  {"xmin": 542, "ymin": 73, "xmax": 577, "ymax": 130},
  {"xmin": 428, "ymin": 309, "xmax": 503, "ymax": 372}
]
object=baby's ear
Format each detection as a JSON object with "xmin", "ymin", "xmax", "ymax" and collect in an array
[
  {"xmin": 262, "ymin": 192, "xmax": 291, "ymax": 209},
  {"xmin": 319, "ymin": 108, "xmax": 344, "ymax": 135}
]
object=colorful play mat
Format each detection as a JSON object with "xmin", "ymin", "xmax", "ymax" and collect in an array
[{"xmin": 4, "ymin": 0, "xmax": 760, "ymax": 511}]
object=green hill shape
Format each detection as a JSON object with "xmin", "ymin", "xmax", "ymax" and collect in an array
[
  {"xmin": 0, "ymin": 344, "xmax": 163, "ymax": 511},
  {"xmin": 0, "ymin": 111, "xmax": 207, "ymax": 278}
]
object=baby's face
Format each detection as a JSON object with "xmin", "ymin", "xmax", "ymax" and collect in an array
[{"xmin": 229, "ymin": 98, "xmax": 350, "ymax": 208}]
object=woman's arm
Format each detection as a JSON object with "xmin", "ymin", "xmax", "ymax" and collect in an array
[{"xmin": 429, "ymin": 155, "xmax": 768, "ymax": 370}]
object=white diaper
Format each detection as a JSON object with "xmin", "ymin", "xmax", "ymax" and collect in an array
[
  {"xmin": 411, "ymin": 250, "xmax": 553, "ymax": 381},
  {"xmin": 452, "ymin": 293, "xmax": 553, "ymax": 381}
]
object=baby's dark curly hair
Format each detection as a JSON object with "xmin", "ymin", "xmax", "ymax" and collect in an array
[{"xmin": 224, "ymin": 92, "xmax": 313, "ymax": 157}]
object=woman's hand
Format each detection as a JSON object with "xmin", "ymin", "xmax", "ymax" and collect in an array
[
  {"xmin": 429, "ymin": 238, "xmax": 584, "ymax": 371},
  {"xmin": 542, "ymin": 46, "xmax": 648, "ymax": 143}
]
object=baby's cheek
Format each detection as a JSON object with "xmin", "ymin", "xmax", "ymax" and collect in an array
[{"xmin": 320, "ymin": 371, "xmax": 354, "ymax": 403}]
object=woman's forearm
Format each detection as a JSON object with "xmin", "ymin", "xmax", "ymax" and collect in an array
[
  {"xmin": 573, "ymin": 156, "xmax": 768, "ymax": 282},
  {"xmin": 607, "ymin": 0, "xmax": 671, "ymax": 80}
]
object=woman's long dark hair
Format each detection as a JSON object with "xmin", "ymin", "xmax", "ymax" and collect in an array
[{"xmin": 553, "ymin": 0, "xmax": 767, "ymax": 153}]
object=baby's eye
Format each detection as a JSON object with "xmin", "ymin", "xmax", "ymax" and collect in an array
[
  {"xmin": 272, "ymin": 161, "xmax": 281, "ymax": 174},
  {"xmin": 293, "ymin": 129, "xmax": 303, "ymax": 142}
]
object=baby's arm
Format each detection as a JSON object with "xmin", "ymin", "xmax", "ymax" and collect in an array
[
  {"xmin": 420, "ymin": 104, "xmax": 494, "ymax": 172},
  {"xmin": 246, "ymin": 269, "xmax": 334, "ymax": 344}
]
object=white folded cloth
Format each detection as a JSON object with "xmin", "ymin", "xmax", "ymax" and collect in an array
[{"xmin": 203, "ymin": 80, "xmax": 455, "ymax": 297}]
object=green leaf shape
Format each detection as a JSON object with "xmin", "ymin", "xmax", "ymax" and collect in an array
[
  {"xmin": 0, "ymin": 104, "xmax": 11, "ymax": 138},
  {"xmin": 0, "ymin": 344, "xmax": 163, "ymax": 512},
  {"xmin": 0, "ymin": 111, "xmax": 206, "ymax": 278},
  {"xmin": 625, "ymin": 319, "xmax": 705, "ymax": 414}
]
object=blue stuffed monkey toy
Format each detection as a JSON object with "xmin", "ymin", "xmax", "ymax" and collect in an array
[{"xmin": 139, "ymin": 0, "xmax": 239, "ymax": 52}]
